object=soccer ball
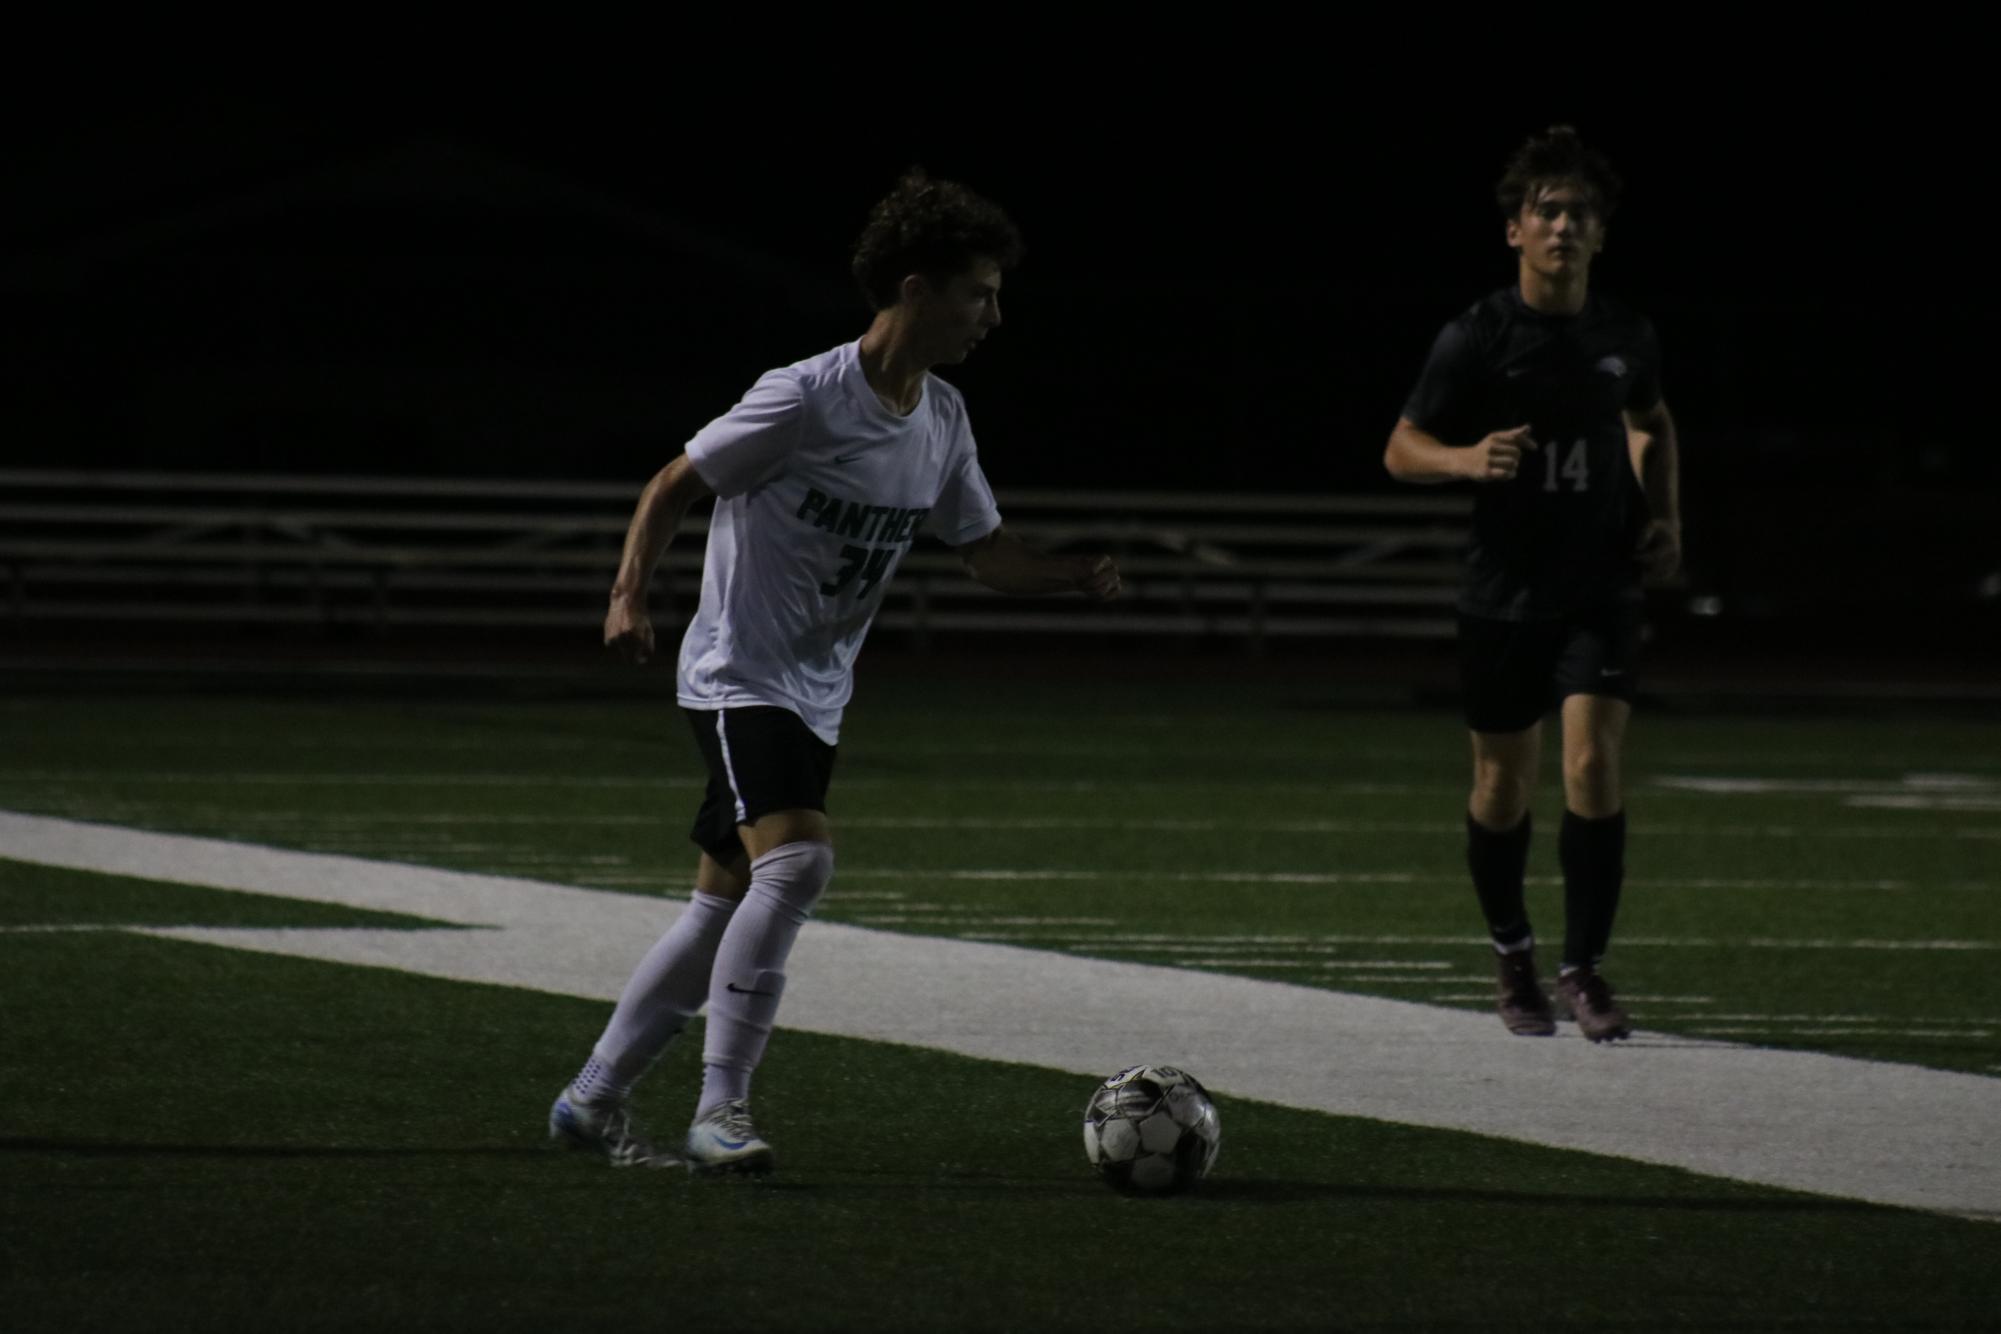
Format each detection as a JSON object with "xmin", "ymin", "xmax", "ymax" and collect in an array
[{"xmin": 1082, "ymin": 1065, "xmax": 1222, "ymax": 1194}]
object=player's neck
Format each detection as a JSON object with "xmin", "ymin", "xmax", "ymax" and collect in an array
[
  {"xmin": 1517, "ymin": 265, "xmax": 1589, "ymax": 316},
  {"xmin": 858, "ymin": 316, "xmax": 932, "ymax": 416}
]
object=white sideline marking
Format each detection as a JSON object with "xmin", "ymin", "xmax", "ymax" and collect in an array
[{"xmin": 2, "ymin": 808, "xmax": 1998, "ymax": 1223}]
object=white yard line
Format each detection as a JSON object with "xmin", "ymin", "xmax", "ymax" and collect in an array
[
  {"xmin": 842, "ymin": 869, "xmax": 1420, "ymax": 885},
  {"xmin": 2, "ymin": 808, "xmax": 1997, "ymax": 1223},
  {"xmin": 0, "ymin": 922, "xmax": 169, "ymax": 933},
  {"xmin": 1656, "ymin": 774, "xmax": 2001, "ymax": 795},
  {"xmin": 0, "ymin": 771, "xmax": 710, "ymax": 789},
  {"xmin": 0, "ymin": 772, "xmax": 1441, "ymax": 796},
  {"xmin": 7, "ymin": 798, "xmax": 1999, "ymax": 842},
  {"xmin": 972, "ymin": 930, "xmax": 2001, "ymax": 952},
  {"xmin": 1704, "ymin": 1027, "xmax": 1996, "ymax": 1040},
  {"xmin": 839, "ymin": 870, "xmax": 1977, "ymax": 892},
  {"xmin": 1701, "ymin": 1014, "xmax": 2001, "ymax": 1025}
]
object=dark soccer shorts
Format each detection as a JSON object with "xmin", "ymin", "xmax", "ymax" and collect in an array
[
  {"xmin": 1457, "ymin": 601, "xmax": 1643, "ymax": 734},
  {"xmin": 683, "ymin": 705, "xmax": 837, "ymax": 863}
]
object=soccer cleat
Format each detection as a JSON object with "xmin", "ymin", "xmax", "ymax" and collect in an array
[
  {"xmin": 1494, "ymin": 948, "xmax": 1556, "ymax": 1036},
  {"xmin": 548, "ymin": 1089, "xmax": 680, "ymax": 1168},
  {"xmin": 1555, "ymin": 967, "xmax": 1633, "ymax": 1043},
  {"xmin": 684, "ymin": 1099, "xmax": 776, "ymax": 1176}
]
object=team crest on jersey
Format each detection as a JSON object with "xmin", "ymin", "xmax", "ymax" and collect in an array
[{"xmin": 1595, "ymin": 355, "xmax": 1629, "ymax": 379}]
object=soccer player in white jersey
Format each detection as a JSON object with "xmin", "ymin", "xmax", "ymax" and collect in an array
[{"xmin": 549, "ymin": 170, "xmax": 1121, "ymax": 1174}]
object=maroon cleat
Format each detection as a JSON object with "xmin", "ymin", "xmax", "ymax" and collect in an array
[
  {"xmin": 1495, "ymin": 948, "xmax": 1556, "ymax": 1036},
  {"xmin": 1555, "ymin": 967, "xmax": 1633, "ymax": 1042}
]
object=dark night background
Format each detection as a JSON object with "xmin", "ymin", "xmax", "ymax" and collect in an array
[{"xmin": 4, "ymin": 69, "xmax": 1993, "ymax": 636}]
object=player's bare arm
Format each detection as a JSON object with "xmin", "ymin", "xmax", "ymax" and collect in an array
[
  {"xmin": 955, "ymin": 525, "xmax": 1122, "ymax": 600},
  {"xmin": 1384, "ymin": 418, "xmax": 1541, "ymax": 484},
  {"xmin": 1624, "ymin": 399, "xmax": 1682, "ymax": 581},
  {"xmin": 606, "ymin": 453, "xmax": 716, "ymax": 663}
]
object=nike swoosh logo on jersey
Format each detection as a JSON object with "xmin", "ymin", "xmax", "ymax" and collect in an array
[{"xmin": 834, "ymin": 452, "xmax": 865, "ymax": 464}]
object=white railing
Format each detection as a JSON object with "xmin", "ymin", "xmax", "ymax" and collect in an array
[{"xmin": 0, "ymin": 469, "xmax": 1470, "ymax": 646}]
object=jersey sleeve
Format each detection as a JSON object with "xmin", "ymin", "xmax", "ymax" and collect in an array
[
  {"xmin": 1626, "ymin": 317, "xmax": 1664, "ymax": 412},
  {"xmin": 684, "ymin": 369, "xmax": 806, "ymax": 498},
  {"xmin": 926, "ymin": 423, "xmax": 1003, "ymax": 547},
  {"xmin": 1400, "ymin": 317, "xmax": 1482, "ymax": 438}
]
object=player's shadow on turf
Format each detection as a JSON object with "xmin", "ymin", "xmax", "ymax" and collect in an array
[
  {"xmin": 1197, "ymin": 1179, "xmax": 1889, "ymax": 1216},
  {"xmin": 0, "ymin": 1136, "xmax": 545, "ymax": 1160}
]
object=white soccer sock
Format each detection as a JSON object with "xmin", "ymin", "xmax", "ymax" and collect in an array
[
  {"xmin": 570, "ymin": 890, "xmax": 739, "ymax": 1105},
  {"xmin": 696, "ymin": 840, "xmax": 833, "ymax": 1117}
]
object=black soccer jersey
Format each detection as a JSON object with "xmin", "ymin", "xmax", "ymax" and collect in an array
[{"xmin": 1402, "ymin": 287, "xmax": 1663, "ymax": 620}]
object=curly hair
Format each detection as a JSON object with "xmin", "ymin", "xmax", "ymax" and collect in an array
[
  {"xmin": 1495, "ymin": 126, "xmax": 1623, "ymax": 221},
  {"xmin": 850, "ymin": 168, "xmax": 1025, "ymax": 311}
]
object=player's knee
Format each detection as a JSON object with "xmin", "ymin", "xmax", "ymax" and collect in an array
[
  {"xmin": 747, "ymin": 839, "xmax": 835, "ymax": 924},
  {"xmin": 1470, "ymin": 772, "xmax": 1532, "ymax": 827},
  {"xmin": 1564, "ymin": 744, "xmax": 1612, "ymax": 787},
  {"xmin": 1563, "ymin": 748, "xmax": 1619, "ymax": 808}
]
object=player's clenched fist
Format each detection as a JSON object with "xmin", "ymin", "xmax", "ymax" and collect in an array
[
  {"xmin": 1075, "ymin": 554, "xmax": 1121, "ymax": 602},
  {"xmin": 604, "ymin": 595, "xmax": 657, "ymax": 664},
  {"xmin": 1466, "ymin": 425, "xmax": 1539, "ymax": 482}
]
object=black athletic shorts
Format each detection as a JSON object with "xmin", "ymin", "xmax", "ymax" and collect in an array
[
  {"xmin": 683, "ymin": 706, "xmax": 837, "ymax": 863},
  {"xmin": 1457, "ymin": 601, "xmax": 1643, "ymax": 734}
]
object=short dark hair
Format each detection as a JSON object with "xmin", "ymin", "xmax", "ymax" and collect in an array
[
  {"xmin": 850, "ymin": 168, "xmax": 1024, "ymax": 311},
  {"xmin": 1496, "ymin": 126, "xmax": 1623, "ymax": 221}
]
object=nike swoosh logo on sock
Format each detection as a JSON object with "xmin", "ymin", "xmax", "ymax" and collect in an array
[{"xmin": 725, "ymin": 982, "xmax": 777, "ymax": 997}]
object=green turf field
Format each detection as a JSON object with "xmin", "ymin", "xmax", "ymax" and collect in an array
[{"xmin": 2, "ymin": 668, "xmax": 1998, "ymax": 1330}]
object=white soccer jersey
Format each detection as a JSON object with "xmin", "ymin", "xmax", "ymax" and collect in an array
[{"xmin": 676, "ymin": 341, "xmax": 1003, "ymax": 744}]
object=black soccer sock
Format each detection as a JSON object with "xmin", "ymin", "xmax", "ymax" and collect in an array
[
  {"xmin": 1560, "ymin": 809, "xmax": 1626, "ymax": 971},
  {"xmin": 1466, "ymin": 812, "xmax": 1534, "ymax": 951}
]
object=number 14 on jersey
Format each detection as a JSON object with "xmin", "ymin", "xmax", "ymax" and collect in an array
[{"xmin": 1543, "ymin": 438, "xmax": 1590, "ymax": 493}]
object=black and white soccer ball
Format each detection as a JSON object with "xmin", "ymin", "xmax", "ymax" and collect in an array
[{"xmin": 1082, "ymin": 1065, "xmax": 1222, "ymax": 1194}]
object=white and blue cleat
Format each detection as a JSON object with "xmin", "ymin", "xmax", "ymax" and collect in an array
[
  {"xmin": 684, "ymin": 1099, "xmax": 776, "ymax": 1176},
  {"xmin": 548, "ymin": 1090, "xmax": 680, "ymax": 1169}
]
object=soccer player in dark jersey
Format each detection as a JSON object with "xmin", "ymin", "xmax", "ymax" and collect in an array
[{"xmin": 1384, "ymin": 126, "xmax": 1682, "ymax": 1042}]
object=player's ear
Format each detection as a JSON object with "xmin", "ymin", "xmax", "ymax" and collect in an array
[
  {"xmin": 1504, "ymin": 216, "xmax": 1523, "ymax": 252},
  {"xmin": 897, "ymin": 272, "xmax": 931, "ymax": 307}
]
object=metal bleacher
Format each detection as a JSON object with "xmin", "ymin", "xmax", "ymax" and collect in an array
[{"xmin": 0, "ymin": 470, "xmax": 1471, "ymax": 648}]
